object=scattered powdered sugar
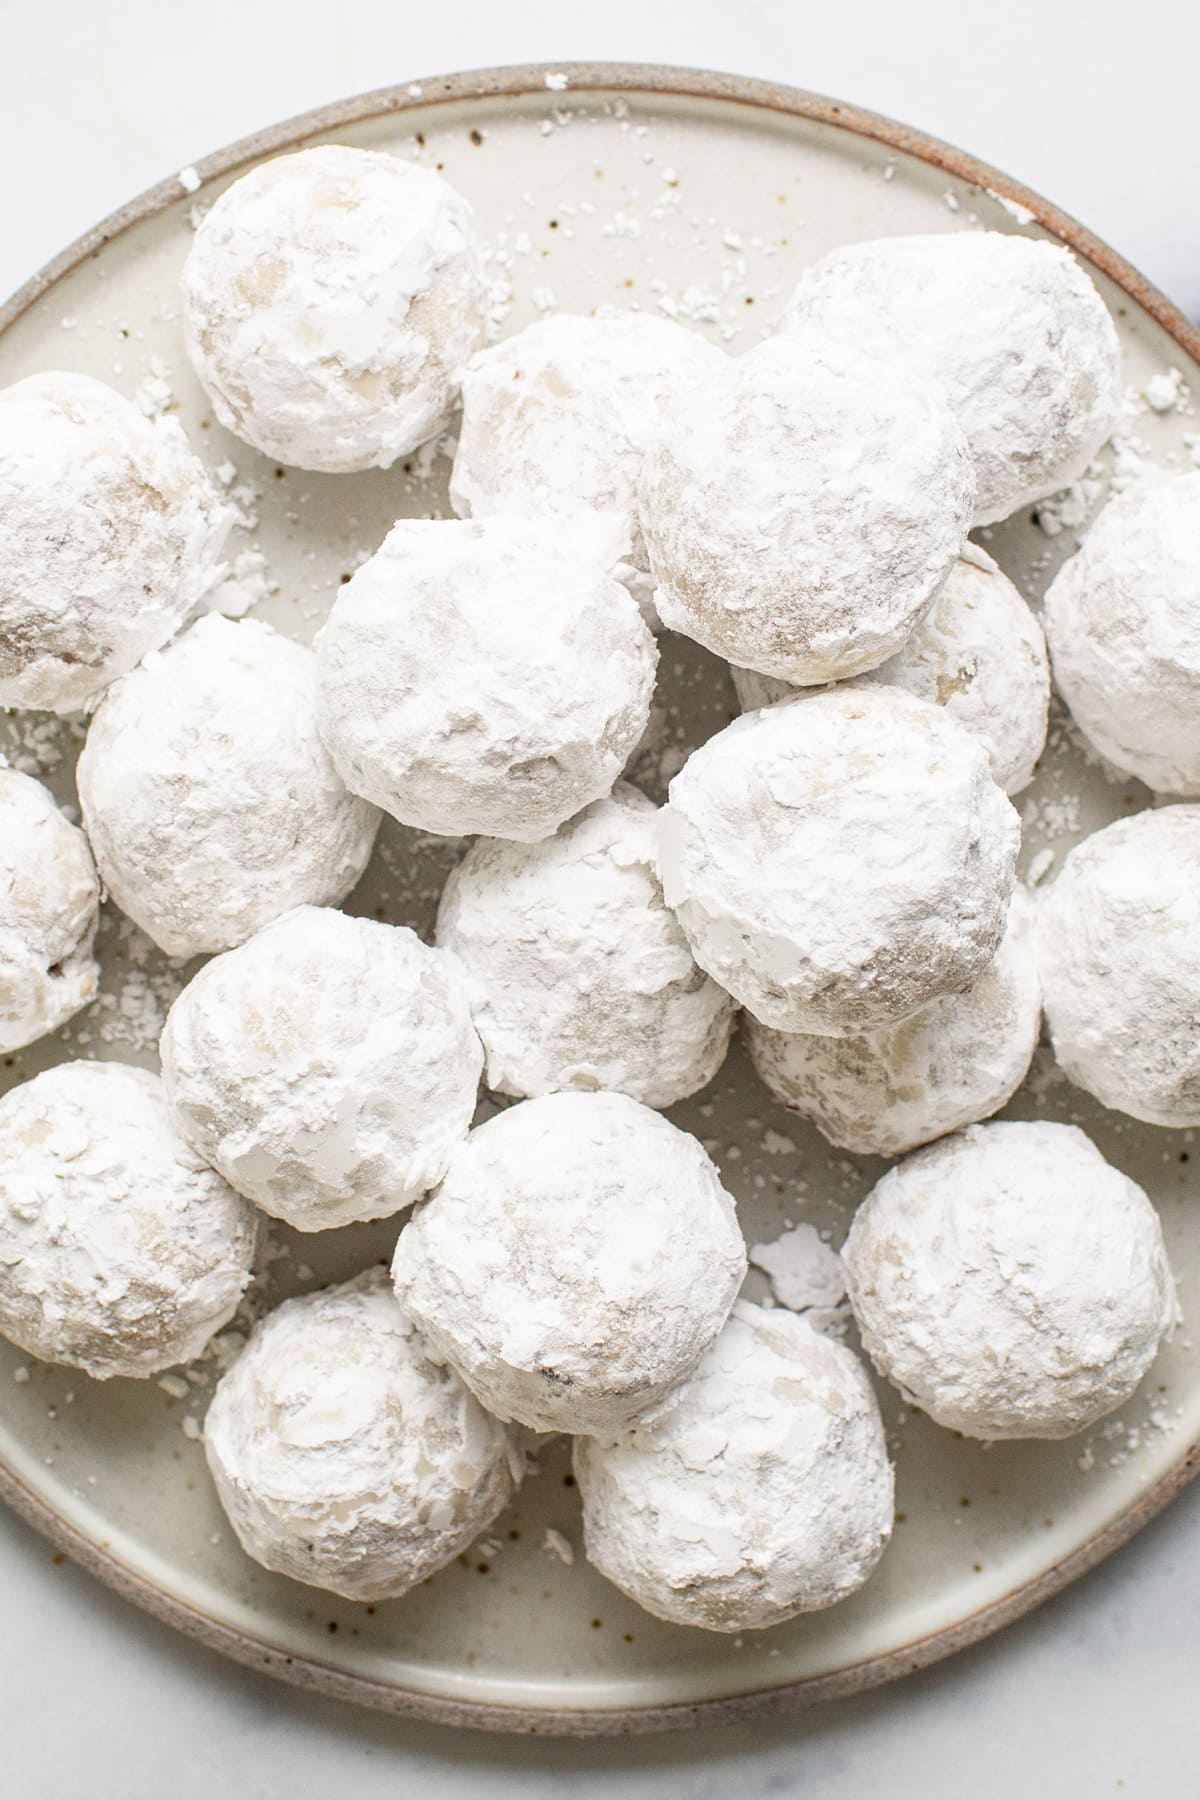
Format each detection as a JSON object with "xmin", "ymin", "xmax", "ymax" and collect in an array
[
  {"xmin": 1076, "ymin": 1395, "xmax": 1186, "ymax": 1472},
  {"xmin": 748, "ymin": 1225, "xmax": 850, "ymax": 1338},
  {"xmin": 65, "ymin": 913, "xmax": 191, "ymax": 1057},
  {"xmin": 986, "ymin": 190, "xmax": 1037, "ymax": 225},
  {"xmin": 209, "ymin": 456, "xmax": 262, "ymax": 532},
  {"xmin": 542, "ymin": 1527, "xmax": 575, "ymax": 1564},
  {"xmin": 761, "ymin": 1128, "xmax": 797, "ymax": 1158},
  {"xmin": 1145, "ymin": 367, "xmax": 1191, "ymax": 414},
  {"xmin": 1026, "ymin": 847, "xmax": 1055, "ymax": 886},
  {"xmin": 1036, "ymin": 381, "xmax": 1193, "ymax": 541},
  {"xmin": 207, "ymin": 547, "xmax": 277, "ymax": 619},
  {"xmin": 133, "ymin": 353, "xmax": 176, "ymax": 420},
  {"xmin": 0, "ymin": 712, "xmax": 82, "ymax": 780}
]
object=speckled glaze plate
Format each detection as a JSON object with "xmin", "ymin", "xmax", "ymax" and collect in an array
[{"xmin": 1, "ymin": 64, "xmax": 1199, "ymax": 1738}]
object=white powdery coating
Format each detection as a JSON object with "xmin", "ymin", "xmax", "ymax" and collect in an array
[
  {"xmin": 658, "ymin": 687, "xmax": 1019, "ymax": 1036},
  {"xmin": 777, "ymin": 232, "xmax": 1122, "ymax": 525},
  {"xmin": 391, "ymin": 1092, "xmax": 747, "ymax": 1435},
  {"xmin": 637, "ymin": 333, "xmax": 974, "ymax": 684},
  {"xmin": 731, "ymin": 545, "xmax": 1050, "ymax": 796},
  {"xmin": 182, "ymin": 146, "xmax": 487, "ymax": 472},
  {"xmin": 314, "ymin": 516, "xmax": 657, "ymax": 842},
  {"xmin": 204, "ymin": 1269, "xmax": 521, "ymax": 1601},
  {"xmin": 748, "ymin": 1226, "xmax": 847, "ymax": 1316},
  {"xmin": 744, "ymin": 889, "xmax": 1041, "ymax": 1158},
  {"xmin": 160, "ymin": 907, "xmax": 482, "ymax": 1231},
  {"xmin": 0, "ymin": 770, "xmax": 100, "ymax": 1054},
  {"xmin": 77, "ymin": 615, "xmax": 380, "ymax": 959},
  {"xmin": 435, "ymin": 784, "xmax": 735, "ymax": 1108},
  {"xmin": 1043, "ymin": 474, "xmax": 1200, "ymax": 795},
  {"xmin": 1034, "ymin": 806, "xmax": 1200, "ymax": 1126},
  {"xmin": 0, "ymin": 1061, "xmax": 257, "ymax": 1379},
  {"xmin": 450, "ymin": 311, "xmax": 726, "ymax": 572},
  {"xmin": 573, "ymin": 1301, "xmax": 893, "ymax": 1632},
  {"xmin": 843, "ymin": 1121, "xmax": 1174, "ymax": 1440},
  {"xmin": 0, "ymin": 371, "xmax": 231, "ymax": 714}
]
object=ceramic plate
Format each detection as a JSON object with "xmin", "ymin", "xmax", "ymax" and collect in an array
[{"xmin": 1, "ymin": 64, "xmax": 1199, "ymax": 1737}]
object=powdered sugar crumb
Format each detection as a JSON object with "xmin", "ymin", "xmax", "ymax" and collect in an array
[
  {"xmin": 1145, "ymin": 368, "xmax": 1190, "ymax": 414},
  {"xmin": 987, "ymin": 190, "xmax": 1036, "ymax": 225},
  {"xmin": 749, "ymin": 1225, "xmax": 851, "ymax": 1338},
  {"xmin": 208, "ymin": 547, "xmax": 278, "ymax": 619},
  {"xmin": 1026, "ymin": 846, "xmax": 1055, "ymax": 886},
  {"xmin": 542, "ymin": 1527, "xmax": 575, "ymax": 1564},
  {"xmin": 134, "ymin": 354, "xmax": 175, "ymax": 420}
]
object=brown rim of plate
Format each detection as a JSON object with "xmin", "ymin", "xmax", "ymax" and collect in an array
[{"xmin": 1, "ymin": 61, "xmax": 1197, "ymax": 1738}]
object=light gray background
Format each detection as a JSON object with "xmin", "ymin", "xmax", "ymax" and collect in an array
[{"xmin": 1, "ymin": 4, "xmax": 1197, "ymax": 1794}]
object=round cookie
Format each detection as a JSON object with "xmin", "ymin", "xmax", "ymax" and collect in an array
[
  {"xmin": 0, "ymin": 1061, "xmax": 257, "ymax": 1379},
  {"xmin": 0, "ymin": 371, "xmax": 230, "ymax": 714},
  {"xmin": 574, "ymin": 1302, "xmax": 893, "ymax": 1632},
  {"xmin": 77, "ymin": 614, "xmax": 380, "ymax": 959},
  {"xmin": 314, "ymin": 515, "xmax": 657, "ymax": 842},
  {"xmin": 731, "ymin": 545, "xmax": 1050, "ymax": 796},
  {"xmin": 843, "ymin": 1120, "xmax": 1175, "ymax": 1439},
  {"xmin": 745, "ymin": 889, "xmax": 1041, "ymax": 1158},
  {"xmin": 391, "ymin": 1091, "xmax": 747, "ymax": 1435},
  {"xmin": 1034, "ymin": 805, "xmax": 1200, "ymax": 1125},
  {"xmin": 657, "ymin": 686, "xmax": 1019, "ymax": 1036},
  {"xmin": 182, "ymin": 146, "xmax": 487, "ymax": 472},
  {"xmin": 450, "ymin": 310, "xmax": 725, "ymax": 574},
  {"xmin": 638, "ymin": 333, "xmax": 974, "ymax": 683},
  {"xmin": 776, "ymin": 231, "xmax": 1122, "ymax": 524},
  {"xmin": 204, "ymin": 1269, "xmax": 522, "ymax": 1602},
  {"xmin": 1043, "ymin": 473, "xmax": 1200, "ymax": 795},
  {"xmin": 0, "ymin": 770, "xmax": 100, "ymax": 1054},
  {"xmin": 161, "ymin": 906, "xmax": 482, "ymax": 1231},
  {"xmin": 435, "ymin": 784, "xmax": 735, "ymax": 1108}
]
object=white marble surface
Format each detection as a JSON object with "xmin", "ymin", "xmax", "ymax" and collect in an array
[{"xmin": 0, "ymin": 4, "xmax": 1197, "ymax": 1794}]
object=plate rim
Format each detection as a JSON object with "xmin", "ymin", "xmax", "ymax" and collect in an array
[{"xmin": 2, "ymin": 59, "xmax": 1198, "ymax": 1738}]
